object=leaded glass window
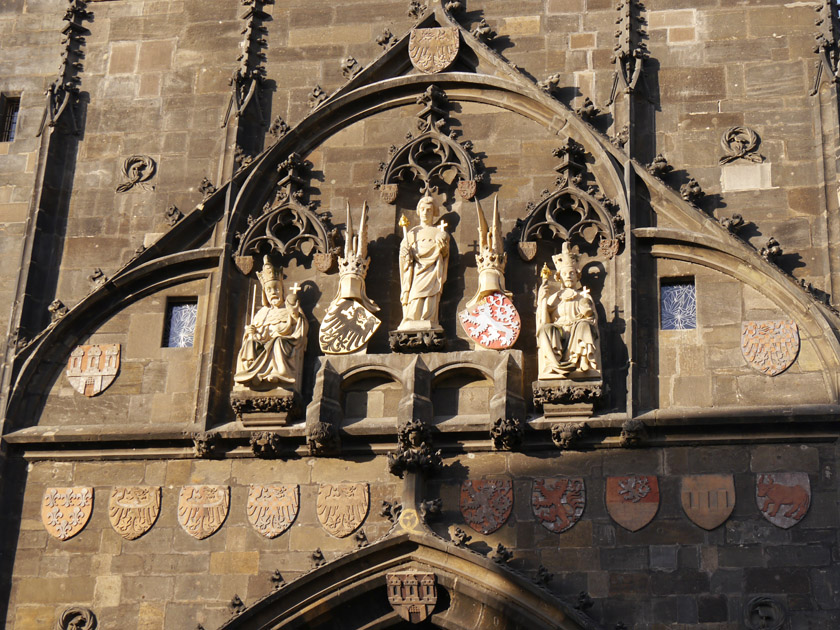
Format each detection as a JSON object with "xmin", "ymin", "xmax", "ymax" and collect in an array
[
  {"xmin": 660, "ymin": 281, "xmax": 696, "ymax": 330},
  {"xmin": 163, "ymin": 300, "xmax": 198, "ymax": 347}
]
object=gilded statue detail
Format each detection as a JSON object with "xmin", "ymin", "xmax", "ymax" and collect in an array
[
  {"xmin": 235, "ymin": 256, "xmax": 307, "ymax": 391},
  {"xmin": 536, "ymin": 242, "xmax": 600, "ymax": 380}
]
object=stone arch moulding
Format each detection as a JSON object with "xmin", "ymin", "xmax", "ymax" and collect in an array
[{"xmin": 217, "ymin": 533, "xmax": 601, "ymax": 630}]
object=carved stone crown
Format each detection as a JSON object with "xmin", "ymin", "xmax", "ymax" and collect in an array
[
  {"xmin": 338, "ymin": 251, "xmax": 370, "ymax": 278},
  {"xmin": 256, "ymin": 256, "xmax": 283, "ymax": 286},
  {"xmin": 476, "ymin": 248, "xmax": 505, "ymax": 274},
  {"xmin": 552, "ymin": 241, "xmax": 580, "ymax": 273}
]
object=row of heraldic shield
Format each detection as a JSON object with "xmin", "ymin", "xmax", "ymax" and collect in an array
[{"xmin": 40, "ymin": 472, "xmax": 811, "ymax": 543}]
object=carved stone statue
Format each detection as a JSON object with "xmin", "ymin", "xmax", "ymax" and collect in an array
[
  {"xmin": 234, "ymin": 256, "xmax": 307, "ymax": 392},
  {"xmin": 319, "ymin": 202, "xmax": 380, "ymax": 354},
  {"xmin": 398, "ymin": 194, "xmax": 450, "ymax": 331},
  {"xmin": 536, "ymin": 242, "xmax": 600, "ymax": 380}
]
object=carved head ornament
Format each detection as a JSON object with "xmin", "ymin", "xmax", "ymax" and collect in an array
[{"xmin": 256, "ymin": 256, "xmax": 284, "ymax": 304}]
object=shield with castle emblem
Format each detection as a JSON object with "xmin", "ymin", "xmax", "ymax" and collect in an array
[
  {"xmin": 741, "ymin": 320, "xmax": 799, "ymax": 376},
  {"xmin": 680, "ymin": 475, "xmax": 735, "ymax": 530},
  {"xmin": 408, "ymin": 27, "xmax": 459, "ymax": 74},
  {"xmin": 387, "ymin": 571, "xmax": 437, "ymax": 623},
  {"xmin": 42, "ymin": 487, "xmax": 93, "ymax": 541},
  {"xmin": 247, "ymin": 484, "xmax": 300, "ymax": 538},
  {"xmin": 108, "ymin": 486, "xmax": 161, "ymax": 540},
  {"xmin": 457, "ymin": 178, "xmax": 477, "ymax": 200},
  {"xmin": 532, "ymin": 477, "xmax": 586, "ymax": 533},
  {"xmin": 66, "ymin": 344, "xmax": 120, "ymax": 396},
  {"xmin": 380, "ymin": 183, "xmax": 399, "ymax": 204},
  {"xmin": 460, "ymin": 479, "xmax": 513, "ymax": 535},
  {"xmin": 319, "ymin": 299, "xmax": 381, "ymax": 354},
  {"xmin": 606, "ymin": 475, "xmax": 659, "ymax": 532},
  {"xmin": 178, "ymin": 485, "xmax": 229, "ymax": 539},
  {"xmin": 317, "ymin": 483, "xmax": 369, "ymax": 537},
  {"xmin": 459, "ymin": 292, "xmax": 521, "ymax": 349}
]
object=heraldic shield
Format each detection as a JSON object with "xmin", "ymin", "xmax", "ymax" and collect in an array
[
  {"xmin": 756, "ymin": 472, "xmax": 811, "ymax": 529},
  {"xmin": 460, "ymin": 479, "xmax": 513, "ymax": 535},
  {"xmin": 386, "ymin": 571, "xmax": 437, "ymax": 624},
  {"xmin": 42, "ymin": 487, "xmax": 93, "ymax": 541},
  {"xmin": 178, "ymin": 485, "xmax": 229, "ymax": 539},
  {"xmin": 109, "ymin": 486, "xmax": 161, "ymax": 540},
  {"xmin": 247, "ymin": 484, "xmax": 300, "ymax": 538},
  {"xmin": 66, "ymin": 343, "xmax": 120, "ymax": 396},
  {"xmin": 459, "ymin": 292, "xmax": 521, "ymax": 350},
  {"xmin": 680, "ymin": 475, "xmax": 735, "ymax": 530},
  {"xmin": 741, "ymin": 320, "xmax": 799, "ymax": 376},
  {"xmin": 408, "ymin": 27, "xmax": 459, "ymax": 74},
  {"xmin": 606, "ymin": 476, "xmax": 659, "ymax": 532},
  {"xmin": 319, "ymin": 299, "xmax": 381, "ymax": 354},
  {"xmin": 317, "ymin": 483, "xmax": 369, "ymax": 538},
  {"xmin": 532, "ymin": 477, "xmax": 585, "ymax": 533}
]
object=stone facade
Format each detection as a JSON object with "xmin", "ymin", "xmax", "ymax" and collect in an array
[{"xmin": 0, "ymin": 0, "xmax": 839, "ymax": 629}]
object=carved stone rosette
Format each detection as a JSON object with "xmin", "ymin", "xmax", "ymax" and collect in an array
[
  {"xmin": 108, "ymin": 486, "xmax": 161, "ymax": 540},
  {"xmin": 178, "ymin": 485, "xmax": 229, "ymax": 539},
  {"xmin": 42, "ymin": 487, "xmax": 93, "ymax": 541}
]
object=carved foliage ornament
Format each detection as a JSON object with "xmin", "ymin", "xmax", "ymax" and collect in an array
[
  {"xmin": 605, "ymin": 475, "xmax": 659, "ymax": 532},
  {"xmin": 532, "ymin": 477, "xmax": 585, "ymax": 533},
  {"xmin": 317, "ymin": 483, "xmax": 369, "ymax": 537},
  {"xmin": 178, "ymin": 485, "xmax": 229, "ymax": 539},
  {"xmin": 460, "ymin": 479, "xmax": 513, "ymax": 535},
  {"xmin": 756, "ymin": 473, "xmax": 810, "ymax": 529},
  {"xmin": 115, "ymin": 155, "xmax": 156, "ymax": 193},
  {"xmin": 108, "ymin": 486, "xmax": 161, "ymax": 540},
  {"xmin": 42, "ymin": 487, "xmax": 93, "ymax": 541},
  {"xmin": 680, "ymin": 475, "xmax": 735, "ymax": 530},
  {"xmin": 56, "ymin": 607, "xmax": 97, "ymax": 630},
  {"xmin": 741, "ymin": 320, "xmax": 799, "ymax": 376},
  {"xmin": 387, "ymin": 572, "xmax": 437, "ymax": 624},
  {"xmin": 408, "ymin": 27, "xmax": 459, "ymax": 74},
  {"xmin": 744, "ymin": 596, "xmax": 786, "ymax": 630},
  {"xmin": 247, "ymin": 484, "xmax": 299, "ymax": 538},
  {"xmin": 719, "ymin": 126, "xmax": 764, "ymax": 165},
  {"xmin": 66, "ymin": 344, "xmax": 120, "ymax": 397}
]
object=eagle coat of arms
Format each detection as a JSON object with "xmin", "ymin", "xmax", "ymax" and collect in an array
[
  {"xmin": 319, "ymin": 299, "xmax": 380, "ymax": 354},
  {"xmin": 108, "ymin": 486, "xmax": 161, "ymax": 540},
  {"xmin": 247, "ymin": 484, "xmax": 300, "ymax": 538},
  {"xmin": 178, "ymin": 485, "xmax": 229, "ymax": 539},
  {"xmin": 42, "ymin": 487, "xmax": 93, "ymax": 541},
  {"xmin": 741, "ymin": 320, "xmax": 799, "ymax": 376},
  {"xmin": 66, "ymin": 344, "xmax": 120, "ymax": 396},
  {"xmin": 460, "ymin": 479, "xmax": 513, "ymax": 535},
  {"xmin": 316, "ymin": 483, "xmax": 369, "ymax": 537},
  {"xmin": 408, "ymin": 27, "xmax": 459, "ymax": 74},
  {"xmin": 532, "ymin": 477, "xmax": 586, "ymax": 533}
]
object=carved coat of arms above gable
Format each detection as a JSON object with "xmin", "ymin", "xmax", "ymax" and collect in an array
[
  {"xmin": 316, "ymin": 483, "xmax": 369, "ymax": 538},
  {"xmin": 66, "ymin": 343, "xmax": 120, "ymax": 396},
  {"xmin": 741, "ymin": 320, "xmax": 799, "ymax": 376},
  {"xmin": 408, "ymin": 27, "xmax": 459, "ymax": 74}
]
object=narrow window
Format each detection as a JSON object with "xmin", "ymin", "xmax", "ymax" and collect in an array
[
  {"xmin": 660, "ymin": 279, "xmax": 696, "ymax": 330},
  {"xmin": 163, "ymin": 299, "xmax": 198, "ymax": 347},
  {"xmin": 0, "ymin": 96, "xmax": 20, "ymax": 142}
]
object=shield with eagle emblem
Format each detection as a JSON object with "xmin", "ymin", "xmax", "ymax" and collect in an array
[
  {"xmin": 247, "ymin": 484, "xmax": 300, "ymax": 538},
  {"xmin": 408, "ymin": 27, "xmax": 459, "ymax": 74},
  {"xmin": 319, "ymin": 299, "xmax": 381, "ymax": 354},
  {"xmin": 741, "ymin": 320, "xmax": 799, "ymax": 376},
  {"xmin": 460, "ymin": 479, "xmax": 513, "ymax": 535},
  {"xmin": 108, "ymin": 486, "xmax": 161, "ymax": 540},
  {"xmin": 178, "ymin": 485, "xmax": 229, "ymax": 539},
  {"xmin": 317, "ymin": 483, "xmax": 369, "ymax": 537}
]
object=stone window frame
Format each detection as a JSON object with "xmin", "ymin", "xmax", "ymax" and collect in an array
[{"xmin": 659, "ymin": 277, "xmax": 697, "ymax": 331}]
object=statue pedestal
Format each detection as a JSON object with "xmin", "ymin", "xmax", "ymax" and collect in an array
[
  {"xmin": 533, "ymin": 379, "xmax": 602, "ymax": 420},
  {"xmin": 389, "ymin": 327, "xmax": 445, "ymax": 353},
  {"xmin": 230, "ymin": 385, "xmax": 298, "ymax": 428}
]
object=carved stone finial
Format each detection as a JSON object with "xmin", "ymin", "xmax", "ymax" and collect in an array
[
  {"xmin": 48, "ymin": 299, "xmax": 69, "ymax": 324},
  {"xmin": 680, "ymin": 177, "xmax": 704, "ymax": 204},
  {"xmin": 574, "ymin": 97, "xmax": 600, "ymax": 120},
  {"xmin": 270, "ymin": 569, "xmax": 285, "ymax": 590},
  {"xmin": 340, "ymin": 56, "xmax": 362, "ymax": 79},
  {"xmin": 533, "ymin": 565, "xmax": 553, "ymax": 586},
  {"xmin": 229, "ymin": 595, "xmax": 245, "ymax": 616},
  {"xmin": 448, "ymin": 525, "xmax": 471, "ymax": 546},
  {"xmin": 164, "ymin": 205, "xmax": 183, "ymax": 226},
  {"xmin": 490, "ymin": 417, "xmax": 524, "ymax": 450},
  {"xmin": 308, "ymin": 85, "xmax": 327, "ymax": 109},
  {"xmin": 381, "ymin": 499, "xmax": 402, "ymax": 522},
  {"xmin": 575, "ymin": 591, "xmax": 594, "ymax": 612},
  {"xmin": 388, "ymin": 419, "xmax": 442, "ymax": 477},
  {"xmin": 249, "ymin": 431, "xmax": 282, "ymax": 458},
  {"xmin": 551, "ymin": 422, "xmax": 589, "ymax": 450},
  {"xmin": 719, "ymin": 126, "xmax": 765, "ymax": 165},
  {"xmin": 198, "ymin": 177, "xmax": 216, "ymax": 199},
  {"xmin": 646, "ymin": 153, "xmax": 672, "ymax": 177},
  {"xmin": 191, "ymin": 432, "xmax": 218, "ymax": 458},
  {"xmin": 419, "ymin": 498, "xmax": 442, "ymax": 523},
  {"xmin": 471, "ymin": 18, "xmax": 496, "ymax": 43},
  {"xmin": 376, "ymin": 28, "xmax": 395, "ymax": 49},
  {"xmin": 489, "ymin": 543, "xmax": 512, "ymax": 564},
  {"xmin": 619, "ymin": 418, "xmax": 646, "ymax": 448},
  {"xmin": 56, "ymin": 607, "xmax": 97, "ymax": 630},
  {"xmin": 311, "ymin": 548, "xmax": 326, "ymax": 568},
  {"xmin": 760, "ymin": 236, "xmax": 783, "ymax": 263}
]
